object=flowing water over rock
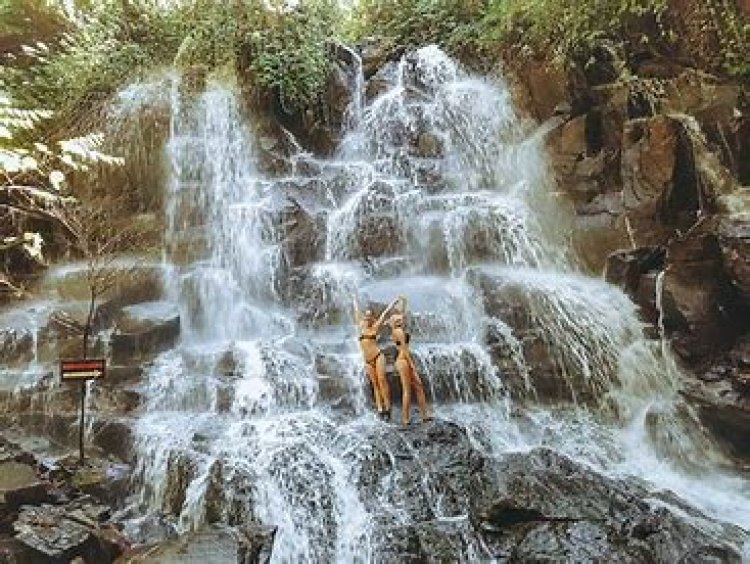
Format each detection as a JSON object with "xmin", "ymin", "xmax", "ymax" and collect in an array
[{"xmin": 3, "ymin": 46, "xmax": 749, "ymax": 562}]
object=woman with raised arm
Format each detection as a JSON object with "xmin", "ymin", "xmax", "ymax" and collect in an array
[
  {"xmin": 354, "ymin": 295, "xmax": 399, "ymax": 420},
  {"xmin": 389, "ymin": 296, "xmax": 432, "ymax": 425}
]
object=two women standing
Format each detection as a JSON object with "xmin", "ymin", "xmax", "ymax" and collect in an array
[{"xmin": 353, "ymin": 295, "xmax": 432, "ymax": 425}]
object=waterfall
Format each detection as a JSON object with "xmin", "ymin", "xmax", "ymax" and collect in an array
[{"xmin": 129, "ymin": 46, "xmax": 750, "ymax": 562}]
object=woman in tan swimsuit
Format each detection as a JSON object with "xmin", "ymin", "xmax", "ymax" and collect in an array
[
  {"xmin": 389, "ymin": 296, "xmax": 432, "ymax": 425},
  {"xmin": 354, "ymin": 295, "xmax": 399, "ymax": 420}
]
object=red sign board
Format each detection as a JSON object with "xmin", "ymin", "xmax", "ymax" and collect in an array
[{"xmin": 60, "ymin": 359, "xmax": 106, "ymax": 382}]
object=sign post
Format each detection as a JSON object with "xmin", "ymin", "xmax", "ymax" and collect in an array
[{"xmin": 60, "ymin": 359, "xmax": 106, "ymax": 463}]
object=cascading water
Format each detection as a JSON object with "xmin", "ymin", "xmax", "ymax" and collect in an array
[{"xmin": 130, "ymin": 46, "xmax": 750, "ymax": 561}]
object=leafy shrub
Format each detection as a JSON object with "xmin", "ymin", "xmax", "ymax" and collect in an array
[
  {"xmin": 241, "ymin": 0, "xmax": 340, "ymax": 113},
  {"xmin": 349, "ymin": 0, "xmax": 487, "ymax": 57},
  {"xmin": 4, "ymin": 0, "xmax": 342, "ymax": 122}
]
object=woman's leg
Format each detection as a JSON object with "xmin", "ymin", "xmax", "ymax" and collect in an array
[
  {"xmin": 408, "ymin": 358, "xmax": 431, "ymax": 421},
  {"xmin": 375, "ymin": 353, "xmax": 391, "ymax": 416},
  {"xmin": 365, "ymin": 362, "xmax": 382, "ymax": 413},
  {"xmin": 395, "ymin": 356, "xmax": 412, "ymax": 425}
]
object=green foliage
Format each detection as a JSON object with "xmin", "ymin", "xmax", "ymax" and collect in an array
[
  {"xmin": 243, "ymin": 0, "xmax": 340, "ymax": 112},
  {"xmin": 349, "ymin": 0, "xmax": 486, "ymax": 57},
  {"xmin": 351, "ymin": 0, "xmax": 748, "ymax": 80},
  {"xmin": 702, "ymin": 0, "xmax": 750, "ymax": 79},
  {"xmin": 3, "ymin": 0, "xmax": 342, "ymax": 122},
  {"xmin": 1, "ymin": 91, "xmax": 123, "ymax": 192},
  {"xmin": 479, "ymin": 0, "xmax": 668, "ymax": 58},
  {"xmin": 5, "ymin": 1, "xmax": 183, "ymax": 123}
]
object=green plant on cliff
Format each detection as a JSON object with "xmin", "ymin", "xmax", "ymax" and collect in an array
[
  {"xmin": 241, "ymin": 0, "xmax": 340, "ymax": 113},
  {"xmin": 349, "ymin": 0, "xmax": 487, "ymax": 58},
  {"xmin": 701, "ymin": 0, "xmax": 750, "ymax": 79},
  {"xmin": 3, "ymin": 0, "xmax": 342, "ymax": 125},
  {"xmin": 479, "ymin": 0, "xmax": 669, "ymax": 58}
]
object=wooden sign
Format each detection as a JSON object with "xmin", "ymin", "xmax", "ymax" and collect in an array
[{"xmin": 60, "ymin": 359, "xmax": 106, "ymax": 382}]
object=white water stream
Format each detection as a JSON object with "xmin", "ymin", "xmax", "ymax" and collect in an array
[{"xmin": 110, "ymin": 46, "xmax": 749, "ymax": 560}]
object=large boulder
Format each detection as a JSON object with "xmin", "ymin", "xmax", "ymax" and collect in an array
[
  {"xmin": 12, "ymin": 500, "xmax": 123, "ymax": 563},
  {"xmin": 661, "ymin": 223, "xmax": 745, "ymax": 364},
  {"xmin": 277, "ymin": 197, "xmax": 325, "ymax": 271},
  {"xmin": 620, "ymin": 115, "xmax": 692, "ymax": 246},
  {"xmin": 123, "ymin": 524, "xmax": 275, "ymax": 564},
  {"xmin": 717, "ymin": 216, "xmax": 750, "ymax": 305},
  {"xmin": 472, "ymin": 449, "xmax": 744, "ymax": 562},
  {"xmin": 351, "ymin": 420, "xmax": 492, "ymax": 527},
  {"xmin": 110, "ymin": 301, "xmax": 180, "ymax": 364},
  {"xmin": 682, "ymin": 335, "xmax": 750, "ymax": 459}
]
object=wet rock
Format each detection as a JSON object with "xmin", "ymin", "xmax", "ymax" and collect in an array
[
  {"xmin": 90, "ymin": 419, "xmax": 134, "ymax": 463},
  {"xmin": 621, "ymin": 116, "xmax": 689, "ymax": 246},
  {"xmin": 683, "ymin": 379, "xmax": 750, "ymax": 460},
  {"xmin": 277, "ymin": 197, "xmax": 324, "ymax": 270},
  {"xmin": 605, "ymin": 246, "xmax": 665, "ymax": 294},
  {"xmin": 161, "ymin": 450, "xmax": 197, "ymax": 516},
  {"xmin": 571, "ymin": 207, "xmax": 631, "ymax": 273},
  {"xmin": 412, "ymin": 132, "xmax": 443, "ymax": 158},
  {"xmin": 351, "ymin": 420, "xmax": 491, "ymax": 526},
  {"xmin": 717, "ymin": 216, "xmax": 750, "ymax": 303},
  {"xmin": 366, "ymin": 60, "xmax": 400, "ymax": 100},
  {"xmin": 683, "ymin": 335, "xmax": 750, "ymax": 459},
  {"xmin": 469, "ymin": 267, "xmax": 612, "ymax": 403},
  {"xmin": 13, "ymin": 504, "xmax": 91, "ymax": 561},
  {"xmin": 237, "ymin": 523, "xmax": 276, "ymax": 564},
  {"xmin": 377, "ymin": 518, "xmax": 483, "ymax": 563},
  {"xmin": 604, "ymin": 246, "xmax": 665, "ymax": 320},
  {"xmin": 360, "ymin": 37, "xmax": 393, "ymax": 79},
  {"xmin": 324, "ymin": 61, "xmax": 353, "ymax": 133},
  {"xmin": 0, "ymin": 327, "xmax": 34, "ymax": 366},
  {"xmin": 203, "ymin": 460, "xmax": 224, "ymax": 524},
  {"xmin": 111, "ymin": 301, "xmax": 180, "ymax": 364},
  {"xmin": 661, "ymin": 224, "xmax": 743, "ymax": 363},
  {"xmin": 0, "ymin": 461, "xmax": 48, "ymax": 508},
  {"xmin": 42, "ymin": 262, "xmax": 164, "ymax": 312},
  {"xmin": 344, "ymin": 180, "xmax": 405, "ymax": 260},
  {"xmin": 93, "ymin": 264, "xmax": 166, "ymax": 327},
  {"xmin": 129, "ymin": 525, "xmax": 252, "ymax": 563},
  {"xmin": 119, "ymin": 512, "xmax": 178, "ymax": 547},
  {"xmin": 472, "ymin": 448, "xmax": 743, "ymax": 562}
]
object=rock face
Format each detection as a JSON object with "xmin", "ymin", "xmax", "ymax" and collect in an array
[
  {"xmin": 472, "ymin": 449, "xmax": 743, "ymax": 563},
  {"xmin": 604, "ymin": 246, "xmax": 665, "ymax": 322},
  {"xmin": 661, "ymin": 226, "xmax": 739, "ymax": 362},
  {"xmin": 682, "ymin": 334, "xmax": 750, "ymax": 458},
  {"xmin": 533, "ymin": 50, "xmax": 744, "ymax": 272},
  {"xmin": 621, "ymin": 116, "xmax": 699, "ymax": 246}
]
